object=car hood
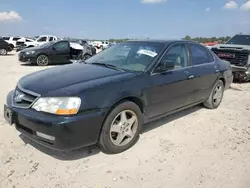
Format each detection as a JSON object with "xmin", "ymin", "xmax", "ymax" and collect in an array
[
  {"xmin": 20, "ymin": 46, "xmax": 42, "ymax": 52},
  {"xmin": 18, "ymin": 63, "xmax": 134, "ymax": 95},
  {"xmin": 212, "ymin": 44, "xmax": 250, "ymax": 51}
]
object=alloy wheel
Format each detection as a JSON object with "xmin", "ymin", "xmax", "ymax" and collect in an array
[
  {"xmin": 37, "ymin": 55, "xmax": 49, "ymax": 66},
  {"xmin": 213, "ymin": 84, "xmax": 223, "ymax": 105},
  {"xmin": 110, "ymin": 110, "xmax": 139, "ymax": 147},
  {"xmin": 0, "ymin": 49, "xmax": 7, "ymax": 55}
]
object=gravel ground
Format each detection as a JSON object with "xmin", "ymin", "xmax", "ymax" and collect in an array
[{"xmin": 0, "ymin": 52, "xmax": 250, "ymax": 188}]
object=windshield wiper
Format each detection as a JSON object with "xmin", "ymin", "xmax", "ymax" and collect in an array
[{"xmin": 91, "ymin": 62, "xmax": 125, "ymax": 72}]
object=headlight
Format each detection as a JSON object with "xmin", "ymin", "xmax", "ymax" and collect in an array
[
  {"xmin": 32, "ymin": 97, "xmax": 81, "ymax": 115},
  {"xmin": 25, "ymin": 51, "xmax": 35, "ymax": 55}
]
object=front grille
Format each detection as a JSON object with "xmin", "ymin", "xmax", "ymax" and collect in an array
[
  {"xmin": 212, "ymin": 49, "xmax": 249, "ymax": 66},
  {"xmin": 12, "ymin": 87, "xmax": 39, "ymax": 108}
]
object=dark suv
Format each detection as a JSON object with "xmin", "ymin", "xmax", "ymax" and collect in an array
[
  {"xmin": 211, "ymin": 34, "xmax": 250, "ymax": 81},
  {"xmin": 0, "ymin": 39, "xmax": 12, "ymax": 55}
]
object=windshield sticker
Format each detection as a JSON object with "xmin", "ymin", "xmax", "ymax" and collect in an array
[{"xmin": 137, "ymin": 49, "xmax": 157, "ymax": 57}]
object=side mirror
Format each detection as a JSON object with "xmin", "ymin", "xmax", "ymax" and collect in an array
[
  {"xmin": 163, "ymin": 60, "xmax": 175, "ymax": 69},
  {"xmin": 156, "ymin": 60, "xmax": 175, "ymax": 73},
  {"xmin": 52, "ymin": 46, "xmax": 56, "ymax": 50}
]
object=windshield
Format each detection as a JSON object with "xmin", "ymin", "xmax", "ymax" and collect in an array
[
  {"xmin": 39, "ymin": 41, "xmax": 55, "ymax": 48},
  {"xmin": 226, "ymin": 35, "xmax": 250, "ymax": 45},
  {"xmin": 85, "ymin": 42, "xmax": 165, "ymax": 72}
]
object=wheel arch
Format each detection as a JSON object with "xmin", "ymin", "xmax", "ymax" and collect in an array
[
  {"xmin": 36, "ymin": 53, "xmax": 50, "ymax": 65},
  {"xmin": 105, "ymin": 96, "xmax": 144, "ymax": 119},
  {"xmin": 97, "ymin": 96, "xmax": 144, "ymax": 140},
  {"xmin": 9, "ymin": 43, "xmax": 14, "ymax": 48},
  {"xmin": 36, "ymin": 53, "xmax": 49, "ymax": 58},
  {"xmin": 219, "ymin": 77, "xmax": 226, "ymax": 87}
]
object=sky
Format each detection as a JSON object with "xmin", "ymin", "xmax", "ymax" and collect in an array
[{"xmin": 0, "ymin": 0, "xmax": 250, "ymax": 39}]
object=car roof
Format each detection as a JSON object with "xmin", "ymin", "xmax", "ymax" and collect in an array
[
  {"xmin": 126, "ymin": 39, "xmax": 200, "ymax": 45},
  {"xmin": 234, "ymin": 33, "xmax": 250, "ymax": 35}
]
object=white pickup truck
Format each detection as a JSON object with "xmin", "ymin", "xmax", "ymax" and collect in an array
[
  {"xmin": 1, "ymin": 36, "xmax": 23, "ymax": 49},
  {"xmin": 17, "ymin": 35, "xmax": 58, "ymax": 48},
  {"xmin": 93, "ymin": 40, "xmax": 110, "ymax": 49}
]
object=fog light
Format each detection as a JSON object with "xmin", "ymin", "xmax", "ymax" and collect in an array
[{"xmin": 36, "ymin": 132, "xmax": 55, "ymax": 141}]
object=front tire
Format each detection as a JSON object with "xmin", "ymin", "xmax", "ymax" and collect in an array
[
  {"xmin": 0, "ymin": 48, "xmax": 7, "ymax": 55},
  {"xmin": 98, "ymin": 101, "xmax": 142, "ymax": 154},
  {"xmin": 36, "ymin": 55, "xmax": 49, "ymax": 66},
  {"xmin": 203, "ymin": 80, "xmax": 224, "ymax": 109}
]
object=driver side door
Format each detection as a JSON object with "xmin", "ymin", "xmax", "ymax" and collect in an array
[
  {"xmin": 50, "ymin": 41, "xmax": 71, "ymax": 64},
  {"xmin": 145, "ymin": 43, "xmax": 197, "ymax": 119}
]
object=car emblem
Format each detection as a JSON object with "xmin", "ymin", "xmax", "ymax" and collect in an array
[
  {"xmin": 14, "ymin": 90, "xmax": 25, "ymax": 103},
  {"xmin": 217, "ymin": 53, "xmax": 235, "ymax": 58}
]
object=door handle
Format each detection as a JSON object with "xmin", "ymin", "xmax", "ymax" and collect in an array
[
  {"xmin": 215, "ymin": 69, "xmax": 219, "ymax": 73},
  {"xmin": 188, "ymin": 75, "xmax": 195, "ymax": 79}
]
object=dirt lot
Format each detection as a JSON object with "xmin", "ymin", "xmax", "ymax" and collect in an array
[{"xmin": 0, "ymin": 52, "xmax": 250, "ymax": 188}]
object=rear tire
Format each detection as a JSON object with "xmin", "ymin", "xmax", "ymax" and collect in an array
[
  {"xmin": 36, "ymin": 55, "xmax": 49, "ymax": 66},
  {"xmin": 0, "ymin": 48, "xmax": 7, "ymax": 56},
  {"xmin": 203, "ymin": 80, "xmax": 224, "ymax": 109},
  {"xmin": 98, "ymin": 101, "xmax": 142, "ymax": 154},
  {"xmin": 9, "ymin": 44, "xmax": 14, "ymax": 49}
]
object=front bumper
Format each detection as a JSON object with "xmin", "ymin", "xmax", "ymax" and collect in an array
[
  {"xmin": 231, "ymin": 65, "xmax": 250, "ymax": 81},
  {"xmin": 4, "ymin": 91, "xmax": 108, "ymax": 151},
  {"xmin": 18, "ymin": 53, "xmax": 37, "ymax": 63}
]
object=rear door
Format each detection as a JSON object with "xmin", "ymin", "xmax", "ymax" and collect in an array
[
  {"xmin": 188, "ymin": 43, "xmax": 220, "ymax": 102},
  {"xmin": 145, "ymin": 43, "xmax": 197, "ymax": 118},
  {"xmin": 50, "ymin": 41, "xmax": 71, "ymax": 63}
]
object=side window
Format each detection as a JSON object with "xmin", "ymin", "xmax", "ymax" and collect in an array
[
  {"xmin": 13, "ymin": 37, "xmax": 20, "ymax": 41},
  {"xmin": 49, "ymin": 37, "xmax": 54, "ymax": 41},
  {"xmin": 26, "ymin": 39, "xmax": 32, "ymax": 42},
  {"xmin": 37, "ymin": 37, "xmax": 47, "ymax": 42},
  {"xmin": 190, "ymin": 44, "xmax": 214, "ymax": 65},
  {"xmin": 2, "ymin": 37, "xmax": 10, "ymax": 40},
  {"xmin": 159, "ymin": 44, "xmax": 188, "ymax": 70},
  {"xmin": 53, "ymin": 41, "xmax": 69, "ymax": 50}
]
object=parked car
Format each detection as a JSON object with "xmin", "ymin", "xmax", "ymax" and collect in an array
[
  {"xmin": 18, "ymin": 35, "xmax": 58, "ymax": 48},
  {"xmin": 18, "ymin": 40, "xmax": 93, "ymax": 66},
  {"xmin": 211, "ymin": 34, "xmax": 250, "ymax": 82},
  {"xmin": 16, "ymin": 37, "xmax": 36, "ymax": 52},
  {"xmin": 1, "ymin": 36, "xmax": 22, "ymax": 49},
  {"xmin": 69, "ymin": 39, "xmax": 96, "ymax": 55},
  {"xmin": 103, "ymin": 43, "xmax": 115, "ymax": 50},
  {"xmin": 92, "ymin": 41, "xmax": 110, "ymax": 49},
  {"xmin": 4, "ymin": 40, "xmax": 233, "ymax": 154},
  {"xmin": 0, "ymin": 39, "xmax": 13, "ymax": 55}
]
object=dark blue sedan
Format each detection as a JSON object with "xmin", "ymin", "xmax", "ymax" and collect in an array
[{"xmin": 4, "ymin": 40, "xmax": 233, "ymax": 154}]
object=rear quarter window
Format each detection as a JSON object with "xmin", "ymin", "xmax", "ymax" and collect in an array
[{"xmin": 190, "ymin": 44, "xmax": 214, "ymax": 65}]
